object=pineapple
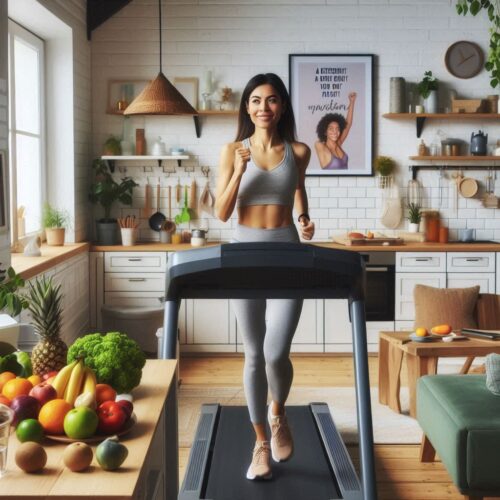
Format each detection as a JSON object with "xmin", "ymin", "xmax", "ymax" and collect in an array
[{"xmin": 28, "ymin": 276, "xmax": 68, "ymax": 375}]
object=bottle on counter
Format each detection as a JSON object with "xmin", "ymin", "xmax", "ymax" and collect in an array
[
  {"xmin": 424, "ymin": 211, "xmax": 440, "ymax": 242},
  {"xmin": 418, "ymin": 139, "xmax": 428, "ymax": 156}
]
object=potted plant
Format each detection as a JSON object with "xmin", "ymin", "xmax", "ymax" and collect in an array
[
  {"xmin": 373, "ymin": 156, "xmax": 396, "ymax": 188},
  {"xmin": 407, "ymin": 202, "xmax": 422, "ymax": 233},
  {"xmin": 89, "ymin": 159, "xmax": 138, "ymax": 245},
  {"xmin": 417, "ymin": 71, "xmax": 438, "ymax": 113},
  {"xmin": 0, "ymin": 265, "xmax": 28, "ymax": 316},
  {"xmin": 42, "ymin": 203, "xmax": 70, "ymax": 246},
  {"xmin": 103, "ymin": 136, "xmax": 122, "ymax": 156}
]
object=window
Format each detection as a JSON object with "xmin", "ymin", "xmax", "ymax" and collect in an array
[{"xmin": 8, "ymin": 20, "xmax": 45, "ymax": 246}]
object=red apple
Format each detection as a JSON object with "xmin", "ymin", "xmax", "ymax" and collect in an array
[
  {"xmin": 10, "ymin": 395, "xmax": 41, "ymax": 426},
  {"xmin": 42, "ymin": 370, "xmax": 58, "ymax": 381},
  {"xmin": 115, "ymin": 400, "xmax": 133, "ymax": 421},
  {"xmin": 29, "ymin": 382, "xmax": 57, "ymax": 406}
]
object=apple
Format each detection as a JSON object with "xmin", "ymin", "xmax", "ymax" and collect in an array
[
  {"xmin": 29, "ymin": 382, "xmax": 57, "ymax": 406},
  {"xmin": 96, "ymin": 436, "xmax": 128, "ymax": 470},
  {"xmin": 115, "ymin": 400, "xmax": 133, "ymax": 421},
  {"xmin": 63, "ymin": 407, "xmax": 99, "ymax": 439},
  {"xmin": 42, "ymin": 370, "xmax": 58, "ymax": 381},
  {"xmin": 10, "ymin": 395, "xmax": 41, "ymax": 426}
]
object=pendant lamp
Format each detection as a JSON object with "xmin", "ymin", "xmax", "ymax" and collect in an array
[{"xmin": 124, "ymin": 0, "xmax": 196, "ymax": 116}]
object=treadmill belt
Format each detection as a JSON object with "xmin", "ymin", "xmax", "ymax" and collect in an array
[{"xmin": 204, "ymin": 406, "xmax": 340, "ymax": 500}]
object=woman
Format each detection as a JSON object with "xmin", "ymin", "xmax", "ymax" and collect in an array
[
  {"xmin": 314, "ymin": 92, "xmax": 357, "ymax": 169},
  {"xmin": 215, "ymin": 73, "xmax": 315, "ymax": 480}
]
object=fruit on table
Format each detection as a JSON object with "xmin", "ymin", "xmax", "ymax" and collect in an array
[
  {"xmin": 431, "ymin": 324, "xmax": 452, "ymax": 336},
  {"xmin": 16, "ymin": 418, "xmax": 44, "ymax": 443},
  {"xmin": 415, "ymin": 327, "xmax": 428, "ymax": 337},
  {"xmin": 28, "ymin": 276, "xmax": 68, "ymax": 375},
  {"xmin": 27, "ymin": 375, "xmax": 42, "ymax": 386},
  {"xmin": 74, "ymin": 392, "xmax": 97, "ymax": 410},
  {"xmin": 10, "ymin": 395, "xmax": 41, "ymax": 426},
  {"xmin": 29, "ymin": 382, "xmax": 57, "ymax": 406},
  {"xmin": 0, "ymin": 395, "xmax": 11, "ymax": 406},
  {"xmin": 64, "ymin": 407, "xmax": 99, "ymax": 439},
  {"xmin": 50, "ymin": 360, "xmax": 78, "ymax": 398},
  {"xmin": 63, "ymin": 360, "xmax": 85, "ymax": 406},
  {"xmin": 95, "ymin": 384, "xmax": 116, "ymax": 406},
  {"xmin": 348, "ymin": 232, "xmax": 365, "ymax": 239},
  {"xmin": 14, "ymin": 351, "xmax": 32, "ymax": 377},
  {"xmin": 96, "ymin": 436, "xmax": 128, "ymax": 471},
  {"xmin": 0, "ymin": 371, "xmax": 16, "ymax": 391},
  {"xmin": 63, "ymin": 442, "xmax": 93, "ymax": 472},
  {"xmin": 2, "ymin": 377, "xmax": 33, "ymax": 399},
  {"xmin": 115, "ymin": 393, "xmax": 133, "ymax": 403},
  {"xmin": 115, "ymin": 400, "xmax": 133, "ymax": 421},
  {"xmin": 366, "ymin": 231, "xmax": 374, "ymax": 239},
  {"xmin": 15, "ymin": 442, "xmax": 47, "ymax": 472},
  {"xmin": 97, "ymin": 401, "xmax": 127, "ymax": 434},
  {"xmin": 42, "ymin": 370, "xmax": 59, "ymax": 381},
  {"xmin": 38, "ymin": 398, "xmax": 72, "ymax": 435}
]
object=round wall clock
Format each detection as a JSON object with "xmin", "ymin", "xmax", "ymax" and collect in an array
[{"xmin": 445, "ymin": 41, "xmax": 484, "ymax": 79}]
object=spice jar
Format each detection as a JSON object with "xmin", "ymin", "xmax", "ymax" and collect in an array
[
  {"xmin": 439, "ymin": 226, "xmax": 449, "ymax": 244},
  {"xmin": 424, "ymin": 211, "xmax": 440, "ymax": 242}
]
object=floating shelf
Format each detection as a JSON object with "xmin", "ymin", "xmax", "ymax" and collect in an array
[
  {"xmin": 409, "ymin": 164, "xmax": 500, "ymax": 180},
  {"xmin": 409, "ymin": 156, "xmax": 500, "ymax": 161},
  {"xmin": 383, "ymin": 112, "xmax": 500, "ymax": 138},
  {"xmin": 101, "ymin": 155, "xmax": 190, "ymax": 170}
]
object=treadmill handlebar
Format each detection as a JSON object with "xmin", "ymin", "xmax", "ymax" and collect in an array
[{"xmin": 165, "ymin": 242, "xmax": 365, "ymax": 301}]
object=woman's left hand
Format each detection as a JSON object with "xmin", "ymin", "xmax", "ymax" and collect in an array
[{"xmin": 299, "ymin": 219, "xmax": 315, "ymax": 240}]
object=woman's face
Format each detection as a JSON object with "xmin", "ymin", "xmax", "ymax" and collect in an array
[
  {"xmin": 326, "ymin": 121, "xmax": 341, "ymax": 141},
  {"xmin": 246, "ymin": 84, "xmax": 283, "ymax": 129}
]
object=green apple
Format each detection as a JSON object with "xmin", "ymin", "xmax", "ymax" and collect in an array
[
  {"xmin": 96, "ymin": 436, "xmax": 128, "ymax": 470},
  {"xmin": 63, "ymin": 407, "xmax": 98, "ymax": 439}
]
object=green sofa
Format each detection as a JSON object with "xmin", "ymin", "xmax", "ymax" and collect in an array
[{"xmin": 417, "ymin": 374, "xmax": 500, "ymax": 500}]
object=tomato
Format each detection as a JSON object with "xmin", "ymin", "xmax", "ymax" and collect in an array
[{"xmin": 97, "ymin": 402, "xmax": 127, "ymax": 434}]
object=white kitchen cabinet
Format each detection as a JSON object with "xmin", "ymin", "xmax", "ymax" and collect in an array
[
  {"xmin": 446, "ymin": 252, "xmax": 495, "ymax": 273},
  {"xmin": 104, "ymin": 252, "xmax": 167, "ymax": 273},
  {"xmin": 447, "ymin": 273, "xmax": 495, "ymax": 293},
  {"xmin": 396, "ymin": 252, "xmax": 446, "ymax": 272}
]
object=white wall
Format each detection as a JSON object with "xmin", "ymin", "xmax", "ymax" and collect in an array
[{"xmin": 91, "ymin": 0, "xmax": 500, "ymax": 242}]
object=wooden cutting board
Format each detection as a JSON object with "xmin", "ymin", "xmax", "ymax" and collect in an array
[{"xmin": 333, "ymin": 236, "xmax": 404, "ymax": 246}]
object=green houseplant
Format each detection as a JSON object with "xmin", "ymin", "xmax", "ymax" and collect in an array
[
  {"xmin": 373, "ymin": 156, "xmax": 396, "ymax": 188},
  {"xmin": 407, "ymin": 203, "xmax": 422, "ymax": 233},
  {"xmin": 0, "ymin": 265, "xmax": 28, "ymax": 316},
  {"xmin": 89, "ymin": 159, "xmax": 138, "ymax": 245},
  {"xmin": 417, "ymin": 71, "xmax": 438, "ymax": 112},
  {"xmin": 42, "ymin": 203, "xmax": 70, "ymax": 246}
]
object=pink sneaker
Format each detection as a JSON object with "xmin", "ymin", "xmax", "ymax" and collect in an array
[
  {"xmin": 268, "ymin": 404, "xmax": 294, "ymax": 462},
  {"xmin": 246, "ymin": 441, "xmax": 272, "ymax": 480}
]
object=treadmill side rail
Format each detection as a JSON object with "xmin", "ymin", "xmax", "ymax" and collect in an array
[
  {"xmin": 179, "ymin": 404, "xmax": 219, "ymax": 500},
  {"xmin": 310, "ymin": 403, "xmax": 363, "ymax": 500}
]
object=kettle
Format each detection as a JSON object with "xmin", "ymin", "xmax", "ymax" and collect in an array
[{"xmin": 470, "ymin": 130, "xmax": 488, "ymax": 156}]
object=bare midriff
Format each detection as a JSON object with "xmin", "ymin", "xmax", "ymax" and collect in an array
[{"xmin": 238, "ymin": 205, "xmax": 293, "ymax": 229}]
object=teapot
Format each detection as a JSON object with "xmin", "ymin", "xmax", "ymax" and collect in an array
[{"xmin": 470, "ymin": 130, "xmax": 488, "ymax": 156}]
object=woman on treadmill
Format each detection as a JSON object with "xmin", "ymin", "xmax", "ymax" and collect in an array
[{"xmin": 215, "ymin": 73, "xmax": 315, "ymax": 480}]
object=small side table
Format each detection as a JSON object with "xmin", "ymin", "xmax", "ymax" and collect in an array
[{"xmin": 378, "ymin": 331, "xmax": 500, "ymax": 418}]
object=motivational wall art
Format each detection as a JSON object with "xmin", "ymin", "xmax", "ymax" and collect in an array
[{"xmin": 289, "ymin": 54, "xmax": 374, "ymax": 176}]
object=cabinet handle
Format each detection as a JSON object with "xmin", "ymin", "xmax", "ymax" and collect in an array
[
  {"xmin": 128, "ymin": 258, "xmax": 142, "ymax": 262},
  {"xmin": 128, "ymin": 278, "xmax": 146, "ymax": 282},
  {"xmin": 415, "ymin": 258, "xmax": 431, "ymax": 262},
  {"xmin": 465, "ymin": 258, "xmax": 481, "ymax": 262},
  {"xmin": 366, "ymin": 267, "xmax": 389, "ymax": 272}
]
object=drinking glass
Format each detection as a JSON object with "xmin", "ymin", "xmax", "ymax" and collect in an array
[{"xmin": 0, "ymin": 404, "xmax": 14, "ymax": 477}]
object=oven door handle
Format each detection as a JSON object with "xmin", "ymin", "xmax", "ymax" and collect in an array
[{"xmin": 366, "ymin": 267, "xmax": 390, "ymax": 272}]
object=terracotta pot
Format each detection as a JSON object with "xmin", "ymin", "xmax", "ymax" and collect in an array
[{"xmin": 45, "ymin": 227, "xmax": 65, "ymax": 246}]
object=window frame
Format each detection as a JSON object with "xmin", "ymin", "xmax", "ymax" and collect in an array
[{"xmin": 7, "ymin": 19, "xmax": 46, "ymax": 250}]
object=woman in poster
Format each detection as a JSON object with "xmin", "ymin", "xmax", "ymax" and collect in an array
[
  {"xmin": 215, "ymin": 73, "xmax": 315, "ymax": 481},
  {"xmin": 314, "ymin": 92, "xmax": 357, "ymax": 169}
]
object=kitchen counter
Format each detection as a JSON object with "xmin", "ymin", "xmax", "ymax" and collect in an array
[{"xmin": 90, "ymin": 242, "xmax": 220, "ymax": 252}]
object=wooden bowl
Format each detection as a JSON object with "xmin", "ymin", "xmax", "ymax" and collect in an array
[{"xmin": 459, "ymin": 177, "xmax": 478, "ymax": 198}]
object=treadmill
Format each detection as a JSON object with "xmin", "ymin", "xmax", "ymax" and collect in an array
[{"xmin": 161, "ymin": 242, "xmax": 377, "ymax": 500}]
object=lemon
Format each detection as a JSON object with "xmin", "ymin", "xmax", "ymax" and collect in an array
[{"xmin": 415, "ymin": 327, "xmax": 428, "ymax": 337}]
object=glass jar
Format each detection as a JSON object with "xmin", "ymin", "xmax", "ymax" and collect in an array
[{"xmin": 425, "ymin": 211, "xmax": 440, "ymax": 242}]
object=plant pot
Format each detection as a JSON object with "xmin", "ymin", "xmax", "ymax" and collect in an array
[
  {"xmin": 96, "ymin": 220, "xmax": 119, "ymax": 245},
  {"xmin": 408, "ymin": 223, "xmax": 420, "ymax": 233},
  {"xmin": 425, "ymin": 90, "xmax": 438, "ymax": 113},
  {"xmin": 45, "ymin": 227, "xmax": 65, "ymax": 246}
]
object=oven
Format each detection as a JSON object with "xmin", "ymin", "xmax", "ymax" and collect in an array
[{"xmin": 362, "ymin": 252, "xmax": 395, "ymax": 322}]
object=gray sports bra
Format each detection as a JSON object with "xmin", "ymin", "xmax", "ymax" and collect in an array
[{"xmin": 236, "ymin": 138, "xmax": 298, "ymax": 208}]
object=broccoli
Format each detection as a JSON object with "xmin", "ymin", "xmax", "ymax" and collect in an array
[{"xmin": 67, "ymin": 332, "xmax": 146, "ymax": 394}]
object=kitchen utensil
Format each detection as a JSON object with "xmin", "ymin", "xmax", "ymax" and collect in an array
[
  {"xmin": 482, "ymin": 170, "xmax": 499, "ymax": 208},
  {"xmin": 149, "ymin": 183, "xmax": 166, "ymax": 231},
  {"xmin": 406, "ymin": 177, "xmax": 422, "ymax": 205},
  {"xmin": 141, "ymin": 184, "xmax": 151, "ymax": 218},
  {"xmin": 189, "ymin": 179, "xmax": 197, "ymax": 211},
  {"xmin": 175, "ymin": 185, "xmax": 192, "ymax": 225},
  {"xmin": 199, "ymin": 175, "xmax": 215, "ymax": 215},
  {"xmin": 470, "ymin": 130, "xmax": 488, "ymax": 156},
  {"xmin": 459, "ymin": 177, "xmax": 478, "ymax": 198},
  {"xmin": 162, "ymin": 186, "xmax": 176, "ymax": 233},
  {"xmin": 176, "ymin": 178, "xmax": 182, "ymax": 204}
]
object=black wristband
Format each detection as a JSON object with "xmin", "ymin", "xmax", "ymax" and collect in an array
[{"xmin": 298, "ymin": 213, "xmax": 310, "ymax": 223}]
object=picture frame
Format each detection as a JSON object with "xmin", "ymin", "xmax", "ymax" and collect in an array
[
  {"xmin": 0, "ymin": 150, "xmax": 7, "ymax": 234},
  {"xmin": 173, "ymin": 77, "xmax": 199, "ymax": 110},
  {"xmin": 289, "ymin": 54, "xmax": 374, "ymax": 176},
  {"xmin": 106, "ymin": 79, "xmax": 149, "ymax": 115}
]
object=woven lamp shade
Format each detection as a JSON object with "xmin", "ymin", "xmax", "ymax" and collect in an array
[{"xmin": 124, "ymin": 72, "xmax": 197, "ymax": 115}]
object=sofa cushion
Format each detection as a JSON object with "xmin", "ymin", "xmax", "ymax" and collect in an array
[
  {"xmin": 417, "ymin": 375, "xmax": 500, "ymax": 492},
  {"xmin": 413, "ymin": 285, "xmax": 479, "ymax": 331}
]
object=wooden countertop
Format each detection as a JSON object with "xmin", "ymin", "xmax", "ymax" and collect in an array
[
  {"xmin": 0, "ymin": 359, "xmax": 177, "ymax": 499},
  {"xmin": 90, "ymin": 242, "xmax": 220, "ymax": 252}
]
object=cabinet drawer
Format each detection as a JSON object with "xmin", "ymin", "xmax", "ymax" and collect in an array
[
  {"xmin": 105, "ymin": 292, "xmax": 164, "ymax": 308},
  {"xmin": 104, "ymin": 273, "xmax": 165, "ymax": 292},
  {"xmin": 447, "ymin": 273, "xmax": 495, "ymax": 293},
  {"xmin": 446, "ymin": 252, "xmax": 495, "ymax": 273},
  {"xmin": 104, "ymin": 252, "xmax": 167, "ymax": 273},
  {"xmin": 396, "ymin": 252, "xmax": 446, "ymax": 272}
]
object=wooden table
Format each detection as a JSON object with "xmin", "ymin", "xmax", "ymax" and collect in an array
[
  {"xmin": 0, "ymin": 360, "xmax": 178, "ymax": 500},
  {"xmin": 378, "ymin": 331, "xmax": 500, "ymax": 418}
]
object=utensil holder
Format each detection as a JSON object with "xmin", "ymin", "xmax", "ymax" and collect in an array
[{"xmin": 120, "ymin": 228, "xmax": 137, "ymax": 246}]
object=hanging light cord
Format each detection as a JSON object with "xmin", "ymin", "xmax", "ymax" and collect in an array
[{"xmin": 158, "ymin": 0, "xmax": 162, "ymax": 73}]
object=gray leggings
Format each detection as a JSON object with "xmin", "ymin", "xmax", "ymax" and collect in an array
[{"xmin": 231, "ymin": 224, "xmax": 303, "ymax": 424}]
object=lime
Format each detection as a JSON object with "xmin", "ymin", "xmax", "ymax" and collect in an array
[{"xmin": 16, "ymin": 418, "xmax": 44, "ymax": 443}]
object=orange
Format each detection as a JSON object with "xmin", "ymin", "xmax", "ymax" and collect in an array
[
  {"xmin": 95, "ymin": 384, "xmax": 117, "ymax": 405},
  {"xmin": 2, "ymin": 377, "xmax": 33, "ymax": 399},
  {"xmin": 415, "ymin": 327, "xmax": 428, "ymax": 337},
  {"xmin": 28, "ymin": 375, "xmax": 42, "ymax": 386},
  {"xmin": 0, "ymin": 372, "xmax": 17, "ymax": 392},
  {"xmin": 0, "ymin": 395, "xmax": 11, "ymax": 406},
  {"xmin": 38, "ymin": 399, "xmax": 72, "ymax": 435}
]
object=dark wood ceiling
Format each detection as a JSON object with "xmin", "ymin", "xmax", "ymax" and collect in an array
[{"xmin": 86, "ymin": 0, "xmax": 132, "ymax": 40}]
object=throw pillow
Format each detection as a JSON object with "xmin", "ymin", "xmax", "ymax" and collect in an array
[
  {"xmin": 486, "ymin": 353, "xmax": 500, "ymax": 396},
  {"xmin": 413, "ymin": 284, "xmax": 480, "ymax": 331}
]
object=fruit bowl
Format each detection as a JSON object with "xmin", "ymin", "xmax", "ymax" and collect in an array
[{"xmin": 45, "ymin": 413, "xmax": 136, "ymax": 443}]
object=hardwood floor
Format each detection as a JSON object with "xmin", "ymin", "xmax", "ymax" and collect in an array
[{"xmin": 178, "ymin": 355, "xmax": 482, "ymax": 500}]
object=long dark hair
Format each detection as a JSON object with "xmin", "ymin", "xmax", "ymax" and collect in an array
[
  {"xmin": 235, "ymin": 73, "xmax": 296, "ymax": 143},
  {"xmin": 315, "ymin": 113, "xmax": 346, "ymax": 142}
]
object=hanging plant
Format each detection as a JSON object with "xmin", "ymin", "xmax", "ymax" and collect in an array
[{"xmin": 456, "ymin": 0, "xmax": 500, "ymax": 88}]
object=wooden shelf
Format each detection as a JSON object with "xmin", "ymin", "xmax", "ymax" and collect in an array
[
  {"xmin": 383, "ymin": 112, "xmax": 500, "ymax": 138},
  {"xmin": 196, "ymin": 110, "xmax": 238, "ymax": 115},
  {"xmin": 101, "ymin": 155, "xmax": 190, "ymax": 170},
  {"xmin": 409, "ymin": 156, "xmax": 500, "ymax": 161}
]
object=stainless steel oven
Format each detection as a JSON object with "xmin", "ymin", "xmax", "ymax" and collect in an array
[{"xmin": 362, "ymin": 252, "xmax": 395, "ymax": 322}]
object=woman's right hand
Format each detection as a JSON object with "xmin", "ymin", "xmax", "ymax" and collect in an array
[{"xmin": 234, "ymin": 147, "xmax": 251, "ymax": 176}]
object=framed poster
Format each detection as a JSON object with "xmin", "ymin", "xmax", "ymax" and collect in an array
[
  {"xmin": 289, "ymin": 54, "xmax": 374, "ymax": 176},
  {"xmin": 0, "ymin": 151, "xmax": 7, "ymax": 233}
]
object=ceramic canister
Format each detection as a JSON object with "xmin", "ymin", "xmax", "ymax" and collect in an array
[{"xmin": 389, "ymin": 77, "xmax": 406, "ymax": 113}]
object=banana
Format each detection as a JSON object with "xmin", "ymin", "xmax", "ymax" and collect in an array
[
  {"xmin": 50, "ymin": 360, "xmax": 78, "ymax": 398},
  {"xmin": 82, "ymin": 367, "xmax": 97, "ymax": 397},
  {"xmin": 64, "ymin": 359, "xmax": 85, "ymax": 406}
]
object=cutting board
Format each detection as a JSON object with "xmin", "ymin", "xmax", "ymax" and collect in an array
[{"xmin": 333, "ymin": 236, "xmax": 404, "ymax": 246}]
